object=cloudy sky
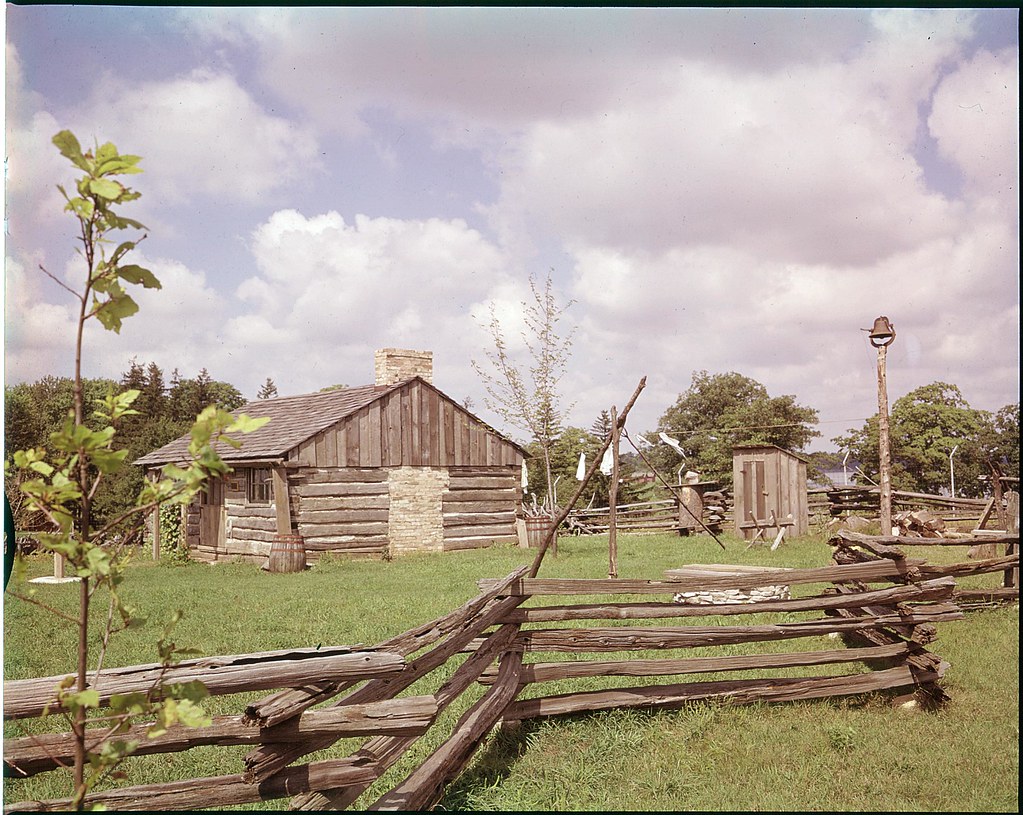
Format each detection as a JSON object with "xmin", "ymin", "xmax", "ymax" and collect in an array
[{"xmin": 4, "ymin": 7, "xmax": 1019, "ymax": 452}]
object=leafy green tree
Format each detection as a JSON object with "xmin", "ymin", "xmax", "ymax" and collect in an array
[
  {"xmin": 472, "ymin": 271, "xmax": 576, "ymax": 512},
  {"xmin": 7, "ymin": 130, "xmax": 267, "ymax": 809},
  {"xmin": 524, "ymin": 423, "xmax": 643, "ymax": 510},
  {"xmin": 168, "ymin": 368, "xmax": 245, "ymax": 423},
  {"xmin": 832, "ymin": 382, "xmax": 1009, "ymax": 497},
  {"xmin": 652, "ymin": 371, "xmax": 819, "ymax": 487}
]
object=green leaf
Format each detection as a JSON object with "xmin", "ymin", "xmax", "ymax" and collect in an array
[
  {"xmin": 92, "ymin": 292, "xmax": 140, "ymax": 333},
  {"xmin": 89, "ymin": 178, "xmax": 123, "ymax": 200},
  {"xmin": 52, "ymin": 130, "xmax": 90, "ymax": 171},
  {"xmin": 117, "ymin": 264, "xmax": 162, "ymax": 290}
]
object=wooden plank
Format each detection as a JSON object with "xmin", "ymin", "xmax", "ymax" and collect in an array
[
  {"xmin": 370, "ymin": 648, "xmax": 522, "ymax": 810},
  {"xmin": 336, "ymin": 424, "xmax": 348, "ymax": 467},
  {"xmin": 479, "ymin": 558, "xmax": 930, "ymax": 596},
  {"xmin": 289, "ymin": 625, "xmax": 523, "ymax": 812},
  {"xmin": 244, "ymin": 591, "xmax": 527, "ymax": 783},
  {"xmin": 298, "ymin": 468, "xmax": 389, "ymax": 485},
  {"xmin": 503, "ymin": 664, "xmax": 940, "ymax": 723},
  {"xmin": 428, "ymin": 387, "xmax": 441, "ymax": 465},
  {"xmin": 368, "ymin": 404, "xmax": 383, "ymax": 467},
  {"xmin": 295, "ymin": 483, "xmax": 389, "ymax": 498},
  {"xmin": 346, "ymin": 417, "xmax": 360, "ymax": 465},
  {"xmin": 6, "ymin": 759, "xmax": 380, "ymax": 812},
  {"xmin": 324, "ymin": 427, "xmax": 338, "ymax": 468},
  {"xmin": 443, "ymin": 489, "xmax": 520, "ymax": 503},
  {"xmin": 511, "ymin": 609, "xmax": 961, "ymax": 653},
  {"xmin": 243, "ymin": 568, "xmax": 527, "ymax": 730},
  {"xmin": 4, "ymin": 697, "xmax": 439, "ymax": 777},
  {"xmin": 443, "ymin": 524, "xmax": 515, "ymax": 539},
  {"xmin": 409, "ymin": 381, "xmax": 421, "ymax": 466},
  {"xmin": 299, "ymin": 495, "xmax": 389, "ymax": 510},
  {"xmin": 443, "ymin": 401, "xmax": 456, "ymax": 466},
  {"xmin": 400, "ymin": 387, "xmax": 413, "ymax": 466},
  {"xmin": 4, "ymin": 650, "xmax": 405, "ymax": 720},
  {"xmin": 442, "ymin": 537, "xmax": 516, "ymax": 550},
  {"xmin": 498, "ymin": 577, "xmax": 955, "ymax": 623},
  {"xmin": 385, "ymin": 393, "xmax": 402, "ymax": 466},
  {"xmin": 272, "ymin": 467, "xmax": 292, "ymax": 536},
  {"xmin": 297, "ymin": 510, "xmax": 390, "ymax": 524},
  {"xmin": 479, "ymin": 642, "xmax": 915, "ymax": 685}
]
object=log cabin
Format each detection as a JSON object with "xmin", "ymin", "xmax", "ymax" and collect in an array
[{"xmin": 136, "ymin": 349, "xmax": 528, "ymax": 564}]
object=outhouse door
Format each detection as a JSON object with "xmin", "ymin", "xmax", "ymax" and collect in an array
[
  {"xmin": 198, "ymin": 477, "xmax": 226, "ymax": 559},
  {"xmin": 740, "ymin": 458, "xmax": 769, "ymax": 528}
]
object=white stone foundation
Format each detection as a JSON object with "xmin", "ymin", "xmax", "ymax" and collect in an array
[{"xmin": 672, "ymin": 584, "xmax": 791, "ymax": 605}]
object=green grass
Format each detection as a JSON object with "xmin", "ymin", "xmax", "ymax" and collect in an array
[{"xmin": 3, "ymin": 532, "xmax": 1018, "ymax": 811}]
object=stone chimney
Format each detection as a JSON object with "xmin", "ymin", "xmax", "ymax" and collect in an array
[{"xmin": 375, "ymin": 348, "xmax": 433, "ymax": 386}]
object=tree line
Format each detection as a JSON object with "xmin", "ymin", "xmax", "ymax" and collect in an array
[
  {"xmin": 4, "ymin": 362, "xmax": 249, "ymax": 532},
  {"xmin": 7, "ymin": 364, "xmax": 1017, "ymax": 529}
]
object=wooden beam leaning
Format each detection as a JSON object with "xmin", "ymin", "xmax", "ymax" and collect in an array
[
  {"xmin": 245, "ymin": 579, "xmax": 528, "ymax": 784},
  {"xmin": 4, "ymin": 697, "xmax": 438, "ymax": 778},
  {"xmin": 528, "ymin": 376, "xmax": 647, "ymax": 578},
  {"xmin": 369, "ymin": 649, "xmax": 524, "ymax": 811},
  {"xmin": 3, "ymin": 648, "xmax": 404, "ymax": 721},
  {"xmin": 289, "ymin": 624, "xmax": 523, "ymax": 812},
  {"xmin": 243, "ymin": 566, "xmax": 529, "ymax": 728}
]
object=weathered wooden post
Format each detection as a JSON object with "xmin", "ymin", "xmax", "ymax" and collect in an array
[
  {"xmin": 868, "ymin": 316, "xmax": 896, "ymax": 536},
  {"xmin": 608, "ymin": 406, "xmax": 619, "ymax": 578}
]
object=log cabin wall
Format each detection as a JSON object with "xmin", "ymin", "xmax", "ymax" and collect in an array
[
  {"xmin": 283, "ymin": 380, "xmax": 525, "ymax": 558},
  {"xmin": 289, "ymin": 468, "xmax": 391, "ymax": 560},
  {"xmin": 442, "ymin": 467, "xmax": 521, "ymax": 551}
]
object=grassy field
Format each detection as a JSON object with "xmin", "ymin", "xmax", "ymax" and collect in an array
[{"xmin": 3, "ymin": 531, "xmax": 1018, "ymax": 811}]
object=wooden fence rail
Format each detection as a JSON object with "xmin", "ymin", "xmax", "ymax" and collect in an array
[{"xmin": 7, "ymin": 552, "xmax": 1013, "ymax": 813}]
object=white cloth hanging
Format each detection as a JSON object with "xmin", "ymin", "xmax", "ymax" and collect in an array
[
  {"xmin": 521, "ymin": 459, "xmax": 529, "ymax": 492},
  {"xmin": 576, "ymin": 452, "xmax": 586, "ymax": 480},
  {"xmin": 600, "ymin": 445, "xmax": 614, "ymax": 476},
  {"xmin": 659, "ymin": 432, "xmax": 686, "ymax": 457}
]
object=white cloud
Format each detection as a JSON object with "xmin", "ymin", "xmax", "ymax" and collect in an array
[
  {"xmin": 80, "ymin": 69, "xmax": 322, "ymax": 205},
  {"xmin": 929, "ymin": 46, "xmax": 1020, "ymax": 201}
]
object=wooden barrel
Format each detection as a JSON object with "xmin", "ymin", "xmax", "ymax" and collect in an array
[
  {"xmin": 268, "ymin": 534, "xmax": 306, "ymax": 573},
  {"xmin": 524, "ymin": 515, "xmax": 557, "ymax": 551}
]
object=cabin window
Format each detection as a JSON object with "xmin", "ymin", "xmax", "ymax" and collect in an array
[{"xmin": 247, "ymin": 468, "xmax": 272, "ymax": 504}]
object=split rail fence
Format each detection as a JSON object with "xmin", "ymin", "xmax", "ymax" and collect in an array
[{"xmin": 9, "ymin": 545, "xmax": 1018, "ymax": 812}]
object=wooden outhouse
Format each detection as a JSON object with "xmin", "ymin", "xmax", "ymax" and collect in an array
[
  {"xmin": 732, "ymin": 444, "xmax": 809, "ymax": 542},
  {"xmin": 136, "ymin": 349, "xmax": 527, "ymax": 564}
]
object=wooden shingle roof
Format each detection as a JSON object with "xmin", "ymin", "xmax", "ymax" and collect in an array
[{"xmin": 135, "ymin": 381, "xmax": 406, "ymax": 467}]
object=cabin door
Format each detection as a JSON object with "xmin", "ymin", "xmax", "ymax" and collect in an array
[{"xmin": 198, "ymin": 478, "xmax": 226, "ymax": 560}]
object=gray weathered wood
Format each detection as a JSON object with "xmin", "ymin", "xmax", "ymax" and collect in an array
[
  {"xmin": 511, "ymin": 609, "xmax": 962, "ymax": 653},
  {"xmin": 4, "ymin": 758, "xmax": 379, "ymax": 812},
  {"xmin": 479, "ymin": 641, "xmax": 915, "ymax": 685},
  {"xmin": 499, "ymin": 577, "xmax": 955, "ymax": 623},
  {"xmin": 481, "ymin": 558, "xmax": 930, "ymax": 596},
  {"xmin": 4, "ymin": 648, "xmax": 404, "ymax": 720},
  {"xmin": 504, "ymin": 664, "xmax": 941, "ymax": 722},
  {"xmin": 369, "ymin": 649, "xmax": 523, "ymax": 811},
  {"xmin": 4, "ymin": 697, "xmax": 437, "ymax": 777}
]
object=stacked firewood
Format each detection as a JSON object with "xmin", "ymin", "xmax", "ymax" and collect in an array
[
  {"xmin": 701, "ymin": 489, "xmax": 730, "ymax": 530},
  {"xmin": 893, "ymin": 509, "xmax": 945, "ymax": 537}
]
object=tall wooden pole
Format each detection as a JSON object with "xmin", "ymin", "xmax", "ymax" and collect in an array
[
  {"xmin": 876, "ymin": 342, "xmax": 893, "ymax": 536},
  {"xmin": 608, "ymin": 406, "xmax": 619, "ymax": 578}
]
